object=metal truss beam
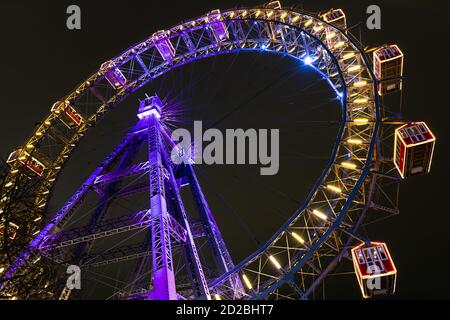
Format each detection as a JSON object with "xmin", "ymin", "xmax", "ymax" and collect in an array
[
  {"xmin": 160, "ymin": 138, "xmax": 211, "ymax": 300},
  {"xmin": 94, "ymin": 161, "xmax": 150, "ymax": 186},
  {"xmin": 40, "ymin": 210, "xmax": 188, "ymax": 251},
  {"xmin": 82, "ymin": 243, "xmax": 150, "ymax": 268},
  {"xmin": 73, "ymin": 133, "xmax": 145, "ymax": 267}
]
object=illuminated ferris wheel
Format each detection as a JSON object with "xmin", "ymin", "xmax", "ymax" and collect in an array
[{"xmin": 0, "ymin": 2, "xmax": 436, "ymax": 300}]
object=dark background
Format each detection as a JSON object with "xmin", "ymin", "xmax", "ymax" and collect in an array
[{"xmin": 0, "ymin": 0, "xmax": 449, "ymax": 299}]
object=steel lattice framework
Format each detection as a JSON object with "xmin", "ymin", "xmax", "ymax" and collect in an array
[{"xmin": 0, "ymin": 4, "xmax": 406, "ymax": 300}]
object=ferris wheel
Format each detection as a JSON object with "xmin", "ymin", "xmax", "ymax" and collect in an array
[{"xmin": 0, "ymin": 2, "xmax": 436, "ymax": 300}]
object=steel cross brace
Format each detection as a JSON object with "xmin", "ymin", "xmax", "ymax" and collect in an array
[
  {"xmin": 159, "ymin": 138, "xmax": 211, "ymax": 300},
  {"xmin": 0, "ymin": 127, "xmax": 143, "ymax": 288},
  {"xmin": 39, "ymin": 210, "xmax": 188, "ymax": 251},
  {"xmin": 185, "ymin": 164, "xmax": 245, "ymax": 298}
]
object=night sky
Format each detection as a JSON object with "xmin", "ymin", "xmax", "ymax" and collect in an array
[{"xmin": 0, "ymin": 0, "xmax": 449, "ymax": 299}]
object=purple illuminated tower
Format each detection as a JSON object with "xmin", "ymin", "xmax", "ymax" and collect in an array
[
  {"xmin": 0, "ymin": 95, "xmax": 243, "ymax": 300},
  {"xmin": 140, "ymin": 96, "xmax": 210, "ymax": 300},
  {"xmin": 143, "ymin": 97, "xmax": 178, "ymax": 299}
]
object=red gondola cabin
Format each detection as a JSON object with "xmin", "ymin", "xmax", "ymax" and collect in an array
[
  {"xmin": 7, "ymin": 149, "xmax": 46, "ymax": 176},
  {"xmin": 351, "ymin": 242, "xmax": 397, "ymax": 299},
  {"xmin": 52, "ymin": 101, "xmax": 84, "ymax": 129},
  {"xmin": 101, "ymin": 61, "xmax": 127, "ymax": 89},
  {"xmin": 394, "ymin": 122, "xmax": 435, "ymax": 179},
  {"xmin": 153, "ymin": 30, "xmax": 176, "ymax": 62},
  {"xmin": 0, "ymin": 221, "xmax": 19, "ymax": 241},
  {"xmin": 322, "ymin": 9, "xmax": 347, "ymax": 30},
  {"xmin": 373, "ymin": 45, "xmax": 404, "ymax": 95},
  {"xmin": 207, "ymin": 10, "xmax": 229, "ymax": 42}
]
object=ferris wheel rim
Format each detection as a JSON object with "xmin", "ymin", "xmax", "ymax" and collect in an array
[{"xmin": 1, "ymin": 6, "xmax": 380, "ymax": 300}]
